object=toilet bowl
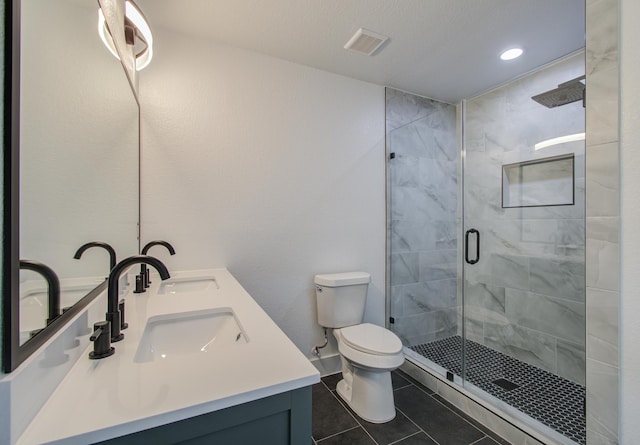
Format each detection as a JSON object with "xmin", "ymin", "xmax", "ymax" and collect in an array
[
  {"xmin": 334, "ymin": 323, "xmax": 404, "ymax": 423},
  {"xmin": 314, "ymin": 272, "xmax": 404, "ymax": 423}
]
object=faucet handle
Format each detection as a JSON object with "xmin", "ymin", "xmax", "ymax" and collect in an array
[
  {"xmin": 133, "ymin": 273, "xmax": 145, "ymax": 293},
  {"xmin": 119, "ymin": 299, "xmax": 128, "ymax": 330},
  {"xmin": 88, "ymin": 321, "xmax": 115, "ymax": 359}
]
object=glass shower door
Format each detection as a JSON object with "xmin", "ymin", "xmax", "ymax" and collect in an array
[{"xmin": 461, "ymin": 54, "xmax": 586, "ymax": 445}]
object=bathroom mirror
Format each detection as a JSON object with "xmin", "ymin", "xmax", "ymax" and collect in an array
[{"xmin": 3, "ymin": 0, "xmax": 139, "ymax": 371}]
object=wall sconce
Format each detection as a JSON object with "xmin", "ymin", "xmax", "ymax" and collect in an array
[{"xmin": 98, "ymin": 0, "xmax": 153, "ymax": 71}]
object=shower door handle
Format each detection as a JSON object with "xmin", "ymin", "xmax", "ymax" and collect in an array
[{"xmin": 465, "ymin": 229, "xmax": 480, "ymax": 265}]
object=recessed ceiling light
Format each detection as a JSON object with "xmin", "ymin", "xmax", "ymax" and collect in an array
[{"xmin": 500, "ymin": 48, "xmax": 523, "ymax": 61}]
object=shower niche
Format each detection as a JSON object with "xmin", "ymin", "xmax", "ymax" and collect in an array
[{"xmin": 502, "ymin": 154, "xmax": 575, "ymax": 208}]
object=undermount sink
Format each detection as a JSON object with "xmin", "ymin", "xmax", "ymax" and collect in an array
[
  {"xmin": 134, "ymin": 308, "xmax": 247, "ymax": 363},
  {"xmin": 20, "ymin": 280, "xmax": 104, "ymax": 338},
  {"xmin": 157, "ymin": 277, "xmax": 219, "ymax": 295}
]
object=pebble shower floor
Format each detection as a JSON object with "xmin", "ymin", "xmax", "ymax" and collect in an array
[{"xmin": 410, "ymin": 336, "xmax": 586, "ymax": 445}]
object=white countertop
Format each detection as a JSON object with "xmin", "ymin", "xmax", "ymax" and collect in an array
[{"xmin": 17, "ymin": 268, "xmax": 319, "ymax": 445}]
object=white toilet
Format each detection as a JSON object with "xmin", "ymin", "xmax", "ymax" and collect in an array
[{"xmin": 314, "ymin": 271, "xmax": 404, "ymax": 423}]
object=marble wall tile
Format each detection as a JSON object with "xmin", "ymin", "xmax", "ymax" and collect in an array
[
  {"xmin": 404, "ymin": 326, "xmax": 458, "ymax": 347},
  {"xmin": 484, "ymin": 322, "xmax": 557, "ymax": 373},
  {"xmin": 529, "ymin": 257, "xmax": 585, "ymax": 302},
  {"xmin": 394, "ymin": 308, "xmax": 457, "ymax": 345},
  {"xmin": 399, "ymin": 279, "xmax": 457, "ymax": 314},
  {"xmin": 586, "ymin": 358, "xmax": 619, "ymax": 443},
  {"xmin": 491, "ymin": 254, "xmax": 530, "ymax": 291},
  {"xmin": 556, "ymin": 340, "xmax": 586, "ymax": 385},
  {"xmin": 464, "ymin": 282, "xmax": 506, "ymax": 315},
  {"xmin": 463, "ymin": 313, "xmax": 485, "ymax": 344},
  {"xmin": 390, "ymin": 219, "xmax": 435, "ymax": 253},
  {"xmin": 556, "ymin": 219, "xmax": 586, "ymax": 255},
  {"xmin": 521, "ymin": 219, "xmax": 585, "ymax": 259},
  {"xmin": 586, "ymin": 142, "xmax": 619, "ymax": 217},
  {"xmin": 386, "ymin": 89, "xmax": 444, "ymax": 132},
  {"xmin": 413, "ymin": 115, "xmax": 458, "ymax": 162},
  {"xmin": 390, "ymin": 285, "xmax": 405, "ymax": 318},
  {"xmin": 390, "ymin": 252, "xmax": 419, "ymax": 286},
  {"xmin": 389, "ymin": 154, "xmax": 420, "ymax": 188},
  {"xmin": 586, "ymin": 66, "xmax": 619, "ymax": 147},
  {"xmin": 586, "ymin": 288, "xmax": 618, "ymax": 366},
  {"xmin": 389, "ymin": 123, "xmax": 428, "ymax": 158},
  {"xmin": 519, "ymin": 179, "xmax": 585, "ymax": 219},
  {"xmin": 586, "ymin": 217, "xmax": 619, "ymax": 291},
  {"xmin": 435, "ymin": 220, "xmax": 457, "ymax": 250},
  {"xmin": 390, "ymin": 186, "xmax": 430, "ymax": 221},
  {"xmin": 505, "ymin": 289, "xmax": 586, "ymax": 346},
  {"xmin": 419, "ymin": 250, "xmax": 457, "ymax": 281},
  {"xmin": 520, "ymin": 219, "xmax": 560, "ymax": 245},
  {"xmin": 586, "ymin": 0, "xmax": 618, "ymax": 75}
]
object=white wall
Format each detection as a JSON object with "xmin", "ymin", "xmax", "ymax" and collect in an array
[
  {"xmin": 139, "ymin": 28, "xmax": 386, "ymax": 361},
  {"xmin": 619, "ymin": 0, "xmax": 640, "ymax": 441},
  {"xmin": 20, "ymin": 0, "xmax": 139, "ymax": 279}
]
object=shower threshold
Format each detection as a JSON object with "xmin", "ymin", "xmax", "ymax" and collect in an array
[{"xmin": 410, "ymin": 336, "xmax": 586, "ymax": 445}]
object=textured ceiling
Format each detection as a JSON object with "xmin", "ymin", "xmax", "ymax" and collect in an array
[{"xmin": 136, "ymin": 0, "xmax": 585, "ymax": 103}]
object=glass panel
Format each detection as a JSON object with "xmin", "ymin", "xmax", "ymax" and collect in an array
[
  {"xmin": 462, "ymin": 53, "xmax": 586, "ymax": 444},
  {"xmin": 385, "ymin": 88, "xmax": 460, "ymax": 380}
]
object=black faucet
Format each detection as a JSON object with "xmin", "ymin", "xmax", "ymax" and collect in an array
[
  {"xmin": 139, "ymin": 241, "xmax": 176, "ymax": 289},
  {"xmin": 73, "ymin": 241, "xmax": 117, "ymax": 271},
  {"xmin": 107, "ymin": 255, "xmax": 170, "ymax": 342},
  {"xmin": 20, "ymin": 260, "xmax": 61, "ymax": 324}
]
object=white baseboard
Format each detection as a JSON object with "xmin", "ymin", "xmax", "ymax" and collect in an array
[{"xmin": 309, "ymin": 353, "xmax": 341, "ymax": 377}]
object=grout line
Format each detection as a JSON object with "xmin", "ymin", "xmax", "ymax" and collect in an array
[
  {"xmin": 360, "ymin": 426, "xmax": 380, "ymax": 445},
  {"xmin": 315, "ymin": 425, "xmax": 361, "ymax": 443},
  {"xmin": 394, "ymin": 406, "xmax": 442, "ymax": 445},
  {"xmin": 425, "ymin": 391, "xmax": 488, "ymax": 437},
  {"xmin": 469, "ymin": 435, "xmax": 492, "ymax": 445},
  {"xmin": 387, "ymin": 431, "xmax": 423, "ymax": 445}
]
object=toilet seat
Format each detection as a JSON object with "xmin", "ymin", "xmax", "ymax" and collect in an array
[
  {"xmin": 340, "ymin": 323, "xmax": 402, "ymax": 355},
  {"xmin": 335, "ymin": 325, "xmax": 404, "ymax": 371}
]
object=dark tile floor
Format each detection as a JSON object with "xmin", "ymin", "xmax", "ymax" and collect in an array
[{"xmin": 312, "ymin": 370, "xmax": 509, "ymax": 445}]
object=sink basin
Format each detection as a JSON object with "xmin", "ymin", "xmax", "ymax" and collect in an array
[
  {"xmin": 157, "ymin": 277, "xmax": 218, "ymax": 295},
  {"xmin": 20, "ymin": 279, "xmax": 104, "ymax": 336},
  {"xmin": 134, "ymin": 308, "xmax": 247, "ymax": 363}
]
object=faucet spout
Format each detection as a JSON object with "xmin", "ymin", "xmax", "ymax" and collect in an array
[
  {"xmin": 74, "ymin": 241, "xmax": 117, "ymax": 271},
  {"xmin": 140, "ymin": 241, "xmax": 176, "ymax": 288},
  {"xmin": 107, "ymin": 255, "xmax": 170, "ymax": 342},
  {"xmin": 142, "ymin": 240, "xmax": 176, "ymax": 255},
  {"xmin": 20, "ymin": 260, "xmax": 61, "ymax": 324}
]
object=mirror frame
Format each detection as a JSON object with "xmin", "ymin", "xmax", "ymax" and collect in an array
[{"xmin": 2, "ymin": 0, "xmax": 136, "ymax": 373}]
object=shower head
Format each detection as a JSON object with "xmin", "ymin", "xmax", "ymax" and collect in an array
[{"xmin": 532, "ymin": 75, "xmax": 585, "ymax": 108}]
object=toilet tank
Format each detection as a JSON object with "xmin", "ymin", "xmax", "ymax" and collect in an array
[{"xmin": 314, "ymin": 272, "xmax": 370, "ymax": 328}]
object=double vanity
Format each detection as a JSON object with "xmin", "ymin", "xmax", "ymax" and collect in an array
[{"xmin": 10, "ymin": 268, "xmax": 319, "ymax": 444}]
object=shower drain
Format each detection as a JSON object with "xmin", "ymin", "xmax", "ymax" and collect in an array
[{"xmin": 492, "ymin": 378, "xmax": 519, "ymax": 391}]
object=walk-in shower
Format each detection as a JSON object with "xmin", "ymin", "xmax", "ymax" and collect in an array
[{"xmin": 386, "ymin": 52, "xmax": 586, "ymax": 445}]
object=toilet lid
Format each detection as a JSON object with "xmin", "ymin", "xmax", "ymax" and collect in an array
[{"xmin": 340, "ymin": 323, "xmax": 402, "ymax": 356}]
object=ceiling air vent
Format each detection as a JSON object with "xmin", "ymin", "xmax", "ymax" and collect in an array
[{"xmin": 344, "ymin": 28, "xmax": 389, "ymax": 56}]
